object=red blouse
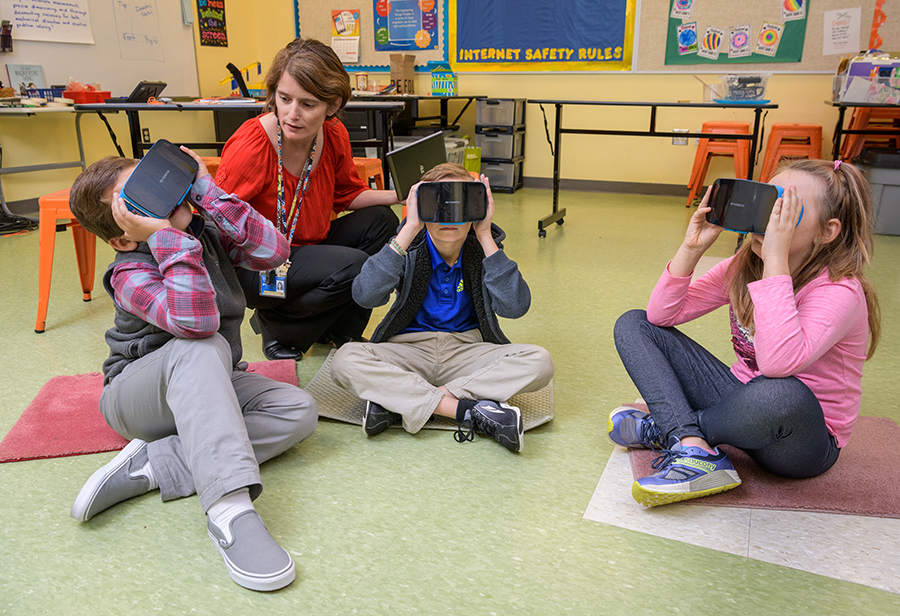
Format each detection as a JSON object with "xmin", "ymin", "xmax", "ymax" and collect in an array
[{"xmin": 216, "ymin": 116, "xmax": 368, "ymax": 246}]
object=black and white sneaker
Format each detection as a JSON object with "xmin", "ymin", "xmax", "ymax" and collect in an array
[
  {"xmin": 362, "ymin": 400, "xmax": 402, "ymax": 436},
  {"xmin": 456, "ymin": 400, "xmax": 524, "ymax": 453}
]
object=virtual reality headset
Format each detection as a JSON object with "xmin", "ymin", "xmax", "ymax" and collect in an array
[
  {"xmin": 416, "ymin": 181, "xmax": 487, "ymax": 224},
  {"xmin": 705, "ymin": 178, "xmax": 786, "ymax": 234},
  {"xmin": 121, "ymin": 139, "xmax": 198, "ymax": 219}
]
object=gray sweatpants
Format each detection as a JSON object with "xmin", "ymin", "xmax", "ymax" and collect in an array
[
  {"xmin": 330, "ymin": 330, "xmax": 554, "ymax": 433},
  {"xmin": 99, "ymin": 334, "xmax": 317, "ymax": 511}
]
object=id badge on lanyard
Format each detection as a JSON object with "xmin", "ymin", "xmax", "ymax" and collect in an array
[
  {"xmin": 260, "ymin": 262, "xmax": 290, "ymax": 298},
  {"xmin": 260, "ymin": 123, "xmax": 315, "ymax": 299}
]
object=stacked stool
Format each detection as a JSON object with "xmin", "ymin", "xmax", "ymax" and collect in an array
[
  {"xmin": 839, "ymin": 108, "xmax": 900, "ymax": 161},
  {"xmin": 352, "ymin": 157, "xmax": 385, "ymax": 190},
  {"xmin": 686, "ymin": 122, "xmax": 750, "ymax": 207},
  {"xmin": 758, "ymin": 124, "xmax": 822, "ymax": 182}
]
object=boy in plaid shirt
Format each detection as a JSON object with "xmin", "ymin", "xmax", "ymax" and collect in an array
[{"xmin": 67, "ymin": 149, "xmax": 316, "ymax": 592}]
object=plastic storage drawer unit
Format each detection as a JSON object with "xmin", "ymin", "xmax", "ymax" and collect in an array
[
  {"xmin": 482, "ymin": 158, "xmax": 523, "ymax": 193},
  {"xmin": 475, "ymin": 129, "xmax": 525, "ymax": 160},
  {"xmin": 855, "ymin": 148, "xmax": 900, "ymax": 235},
  {"xmin": 476, "ymin": 99, "xmax": 526, "ymax": 127}
]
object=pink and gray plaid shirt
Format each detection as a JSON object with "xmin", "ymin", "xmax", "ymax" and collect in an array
[{"xmin": 108, "ymin": 175, "xmax": 288, "ymax": 338}]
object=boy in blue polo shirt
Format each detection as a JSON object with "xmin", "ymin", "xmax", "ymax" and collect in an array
[{"xmin": 330, "ymin": 163, "xmax": 554, "ymax": 452}]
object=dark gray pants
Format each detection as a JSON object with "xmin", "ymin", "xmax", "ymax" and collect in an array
[{"xmin": 614, "ymin": 309, "xmax": 839, "ymax": 478}]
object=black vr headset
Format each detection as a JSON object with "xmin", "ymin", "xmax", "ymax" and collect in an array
[
  {"xmin": 121, "ymin": 139, "xmax": 198, "ymax": 219},
  {"xmin": 705, "ymin": 178, "xmax": 791, "ymax": 234},
  {"xmin": 416, "ymin": 181, "xmax": 488, "ymax": 224}
]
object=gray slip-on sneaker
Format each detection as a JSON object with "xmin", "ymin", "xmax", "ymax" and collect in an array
[
  {"xmin": 207, "ymin": 510, "xmax": 295, "ymax": 592},
  {"xmin": 70, "ymin": 439, "xmax": 154, "ymax": 522}
]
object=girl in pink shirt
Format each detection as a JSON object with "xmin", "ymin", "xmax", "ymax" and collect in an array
[{"xmin": 609, "ymin": 159, "xmax": 881, "ymax": 507}]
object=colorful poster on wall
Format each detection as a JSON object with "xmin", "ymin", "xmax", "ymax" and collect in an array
[
  {"xmin": 373, "ymin": 0, "xmax": 439, "ymax": 51},
  {"xmin": 197, "ymin": 0, "xmax": 227, "ymax": 47},
  {"xmin": 665, "ymin": 0, "xmax": 806, "ymax": 65},
  {"xmin": 451, "ymin": 0, "xmax": 636, "ymax": 72},
  {"xmin": 331, "ymin": 10, "xmax": 361, "ymax": 63}
]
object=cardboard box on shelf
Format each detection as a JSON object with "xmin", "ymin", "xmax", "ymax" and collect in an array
[{"xmin": 390, "ymin": 54, "xmax": 415, "ymax": 94}]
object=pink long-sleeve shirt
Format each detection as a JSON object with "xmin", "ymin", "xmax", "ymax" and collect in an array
[{"xmin": 647, "ymin": 256, "xmax": 869, "ymax": 447}]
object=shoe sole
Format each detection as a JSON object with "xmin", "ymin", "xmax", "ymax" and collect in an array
[
  {"xmin": 70, "ymin": 439, "xmax": 147, "ymax": 522},
  {"xmin": 208, "ymin": 532, "xmax": 296, "ymax": 592},
  {"xmin": 631, "ymin": 470, "xmax": 741, "ymax": 507}
]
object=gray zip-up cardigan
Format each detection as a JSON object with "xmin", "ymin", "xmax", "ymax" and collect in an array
[{"xmin": 352, "ymin": 223, "xmax": 531, "ymax": 344}]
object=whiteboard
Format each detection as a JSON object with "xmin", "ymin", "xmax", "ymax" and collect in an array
[{"xmin": 0, "ymin": 0, "xmax": 199, "ymax": 97}]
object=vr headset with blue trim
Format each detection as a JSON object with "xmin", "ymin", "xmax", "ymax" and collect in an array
[
  {"xmin": 121, "ymin": 139, "xmax": 198, "ymax": 219},
  {"xmin": 706, "ymin": 178, "xmax": 799, "ymax": 234}
]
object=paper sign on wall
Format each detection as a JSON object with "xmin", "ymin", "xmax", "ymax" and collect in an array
[
  {"xmin": 0, "ymin": 0, "xmax": 94, "ymax": 44},
  {"xmin": 331, "ymin": 10, "xmax": 361, "ymax": 63},
  {"xmin": 197, "ymin": 0, "xmax": 227, "ymax": 47},
  {"xmin": 677, "ymin": 22, "xmax": 698, "ymax": 55},
  {"xmin": 783, "ymin": 0, "xmax": 806, "ymax": 22},
  {"xmin": 698, "ymin": 26, "xmax": 725, "ymax": 61},
  {"xmin": 671, "ymin": 0, "xmax": 694, "ymax": 20},
  {"xmin": 823, "ymin": 8, "xmax": 861, "ymax": 56},
  {"xmin": 729, "ymin": 24, "xmax": 752, "ymax": 58},
  {"xmin": 755, "ymin": 22, "xmax": 784, "ymax": 57}
]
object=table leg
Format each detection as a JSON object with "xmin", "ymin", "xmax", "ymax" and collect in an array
[
  {"xmin": 127, "ymin": 110, "xmax": 143, "ymax": 158},
  {"xmin": 832, "ymin": 106, "xmax": 846, "ymax": 160},
  {"xmin": 748, "ymin": 108, "xmax": 762, "ymax": 180},
  {"xmin": 538, "ymin": 103, "xmax": 566, "ymax": 237}
]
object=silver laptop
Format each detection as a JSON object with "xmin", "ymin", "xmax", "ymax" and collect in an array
[{"xmin": 385, "ymin": 131, "xmax": 448, "ymax": 201}]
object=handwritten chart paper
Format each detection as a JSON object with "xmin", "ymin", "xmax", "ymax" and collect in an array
[
  {"xmin": 113, "ymin": 0, "xmax": 164, "ymax": 61},
  {"xmin": 0, "ymin": 0, "xmax": 95, "ymax": 44}
]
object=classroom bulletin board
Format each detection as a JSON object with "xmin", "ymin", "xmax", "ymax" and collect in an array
[
  {"xmin": 295, "ymin": 0, "xmax": 898, "ymax": 73},
  {"xmin": 636, "ymin": 0, "xmax": 900, "ymax": 72},
  {"xmin": 295, "ymin": 0, "xmax": 447, "ymax": 70},
  {"xmin": 450, "ymin": 0, "xmax": 636, "ymax": 72}
]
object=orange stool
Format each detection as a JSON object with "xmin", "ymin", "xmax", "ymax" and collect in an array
[
  {"xmin": 200, "ymin": 156, "xmax": 221, "ymax": 178},
  {"xmin": 839, "ymin": 108, "xmax": 900, "ymax": 161},
  {"xmin": 686, "ymin": 122, "xmax": 750, "ymax": 207},
  {"xmin": 35, "ymin": 188, "xmax": 97, "ymax": 333},
  {"xmin": 758, "ymin": 124, "xmax": 822, "ymax": 183},
  {"xmin": 353, "ymin": 157, "xmax": 385, "ymax": 190}
]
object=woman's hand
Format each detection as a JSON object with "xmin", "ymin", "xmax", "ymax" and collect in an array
[
  {"xmin": 111, "ymin": 193, "xmax": 171, "ymax": 243},
  {"xmin": 669, "ymin": 186, "xmax": 723, "ymax": 277},
  {"xmin": 760, "ymin": 185, "xmax": 802, "ymax": 277}
]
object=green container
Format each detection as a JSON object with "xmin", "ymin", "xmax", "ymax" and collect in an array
[{"xmin": 464, "ymin": 146, "xmax": 481, "ymax": 174}]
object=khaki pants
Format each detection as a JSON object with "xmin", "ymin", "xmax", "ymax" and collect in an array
[{"xmin": 330, "ymin": 330, "xmax": 554, "ymax": 433}]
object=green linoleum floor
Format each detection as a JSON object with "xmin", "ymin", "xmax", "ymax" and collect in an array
[{"xmin": 2, "ymin": 188, "xmax": 899, "ymax": 614}]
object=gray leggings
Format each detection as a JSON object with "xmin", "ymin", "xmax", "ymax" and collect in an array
[{"xmin": 614, "ymin": 310, "xmax": 839, "ymax": 478}]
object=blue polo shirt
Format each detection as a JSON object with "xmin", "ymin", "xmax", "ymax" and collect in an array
[{"xmin": 400, "ymin": 233, "xmax": 479, "ymax": 334}]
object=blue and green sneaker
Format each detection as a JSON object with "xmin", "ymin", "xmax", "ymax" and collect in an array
[
  {"xmin": 607, "ymin": 406, "xmax": 664, "ymax": 450},
  {"xmin": 632, "ymin": 445, "xmax": 741, "ymax": 507}
]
